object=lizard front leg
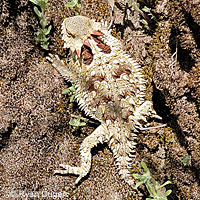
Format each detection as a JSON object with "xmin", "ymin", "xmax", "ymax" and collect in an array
[{"xmin": 54, "ymin": 124, "xmax": 110, "ymax": 185}]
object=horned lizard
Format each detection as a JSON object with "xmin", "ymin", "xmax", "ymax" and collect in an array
[{"xmin": 48, "ymin": 16, "xmax": 161, "ymax": 185}]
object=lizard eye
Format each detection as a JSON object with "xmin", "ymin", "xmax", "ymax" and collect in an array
[{"xmin": 66, "ymin": 31, "xmax": 75, "ymax": 38}]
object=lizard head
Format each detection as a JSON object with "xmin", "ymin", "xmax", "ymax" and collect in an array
[{"xmin": 62, "ymin": 16, "xmax": 104, "ymax": 57}]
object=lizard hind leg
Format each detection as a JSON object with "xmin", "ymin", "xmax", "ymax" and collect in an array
[{"xmin": 54, "ymin": 124, "xmax": 110, "ymax": 185}]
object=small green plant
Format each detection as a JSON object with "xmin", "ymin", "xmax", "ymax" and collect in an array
[
  {"xmin": 132, "ymin": 162, "xmax": 172, "ymax": 200},
  {"xmin": 69, "ymin": 114, "xmax": 86, "ymax": 129},
  {"xmin": 29, "ymin": 0, "xmax": 52, "ymax": 50},
  {"xmin": 129, "ymin": 0, "xmax": 154, "ymax": 30},
  {"xmin": 62, "ymin": 83, "xmax": 76, "ymax": 103},
  {"xmin": 181, "ymin": 154, "xmax": 190, "ymax": 166},
  {"xmin": 65, "ymin": 0, "xmax": 81, "ymax": 15},
  {"xmin": 62, "ymin": 84, "xmax": 85, "ymax": 129}
]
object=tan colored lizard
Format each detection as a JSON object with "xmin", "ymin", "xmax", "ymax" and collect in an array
[{"xmin": 47, "ymin": 16, "xmax": 161, "ymax": 185}]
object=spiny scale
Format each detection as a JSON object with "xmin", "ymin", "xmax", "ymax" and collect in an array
[{"xmin": 47, "ymin": 16, "xmax": 161, "ymax": 185}]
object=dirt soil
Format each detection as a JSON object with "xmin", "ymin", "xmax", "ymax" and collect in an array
[{"xmin": 0, "ymin": 0, "xmax": 199, "ymax": 199}]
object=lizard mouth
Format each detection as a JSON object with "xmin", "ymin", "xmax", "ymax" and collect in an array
[{"xmin": 81, "ymin": 44, "xmax": 93, "ymax": 65}]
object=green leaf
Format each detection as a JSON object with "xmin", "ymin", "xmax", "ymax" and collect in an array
[
  {"xmin": 76, "ymin": 3, "xmax": 81, "ymax": 8},
  {"xmin": 158, "ymin": 181, "xmax": 171, "ymax": 189},
  {"xmin": 35, "ymin": 31, "xmax": 43, "ymax": 42},
  {"xmin": 147, "ymin": 183, "xmax": 156, "ymax": 196},
  {"xmin": 34, "ymin": 6, "xmax": 42, "ymax": 18},
  {"xmin": 79, "ymin": 121, "xmax": 86, "ymax": 126},
  {"xmin": 42, "ymin": 36, "xmax": 50, "ymax": 43},
  {"xmin": 65, "ymin": 1, "xmax": 76, "ymax": 7},
  {"xmin": 69, "ymin": 95, "xmax": 75, "ymax": 102},
  {"xmin": 141, "ymin": 19, "xmax": 148, "ymax": 26},
  {"xmin": 40, "ymin": 0, "xmax": 47, "ymax": 9},
  {"xmin": 142, "ymin": 6, "xmax": 151, "ymax": 13},
  {"xmin": 41, "ymin": 42, "xmax": 49, "ymax": 50},
  {"xmin": 36, "ymin": 29, "xmax": 42, "ymax": 36},
  {"xmin": 70, "ymin": 86, "xmax": 76, "ymax": 93},
  {"xmin": 40, "ymin": 19, "xmax": 47, "ymax": 28},
  {"xmin": 76, "ymin": 115, "xmax": 81, "ymax": 121},
  {"xmin": 29, "ymin": 0, "xmax": 40, "ymax": 6},
  {"xmin": 69, "ymin": 115, "xmax": 86, "ymax": 128},
  {"xmin": 141, "ymin": 161, "xmax": 149, "ymax": 172},
  {"xmin": 43, "ymin": 25, "xmax": 52, "ymax": 35},
  {"xmin": 134, "ymin": 181, "xmax": 144, "ymax": 189},
  {"xmin": 35, "ymin": 35, "xmax": 41, "ymax": 41},
  {"xmin": 164, "ymin": 189, "xmax": 172, "ymax": 197},
  {"xmin": 132, "ymin": 173, "xmax": 142, "ymax": 179},
  {"xmin": 62, "ymin": 84, "xmax": 76, "ymax": 102},
  {"xmin": 62, "ymin": 88, "xmax": 71, "ymax": 94},
  {"xmin": 181, "ymin": 155, "xmax": 190, "ymax": 165}
]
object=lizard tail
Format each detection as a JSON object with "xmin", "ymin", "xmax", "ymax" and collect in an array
[{"xmin": 107, "ymin": 121, "xmax": 137, "ymax": 185}]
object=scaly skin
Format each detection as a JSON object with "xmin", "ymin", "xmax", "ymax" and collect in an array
[{"xmin": 47, "ymin": 16, "xmax": 161, "ymax": 185}]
